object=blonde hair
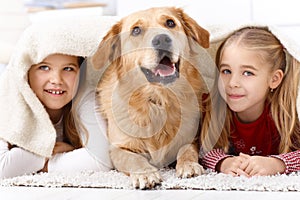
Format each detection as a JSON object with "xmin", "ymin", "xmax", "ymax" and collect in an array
[
  {"xmin": 63, "ymin": 103, "xmax": 82, "ymax": 148},
  {"xmin": 201, "ymin": 27, "xmax": 300, "ymax": 154},
  {"xmin": 62, "ymin": 56, "xmax": 87, "ymax": 149}
]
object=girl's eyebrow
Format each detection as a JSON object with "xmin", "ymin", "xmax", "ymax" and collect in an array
[
  {"xmin": 241, "ymin": 65, "xmax": 258, "ymax": 71},
  {"xmin": 219, "ymin": 63, "xmax": 229, "ymax": 68},
  {"xmin": 67, "ymin": 63, "xmax": 78, "ymax": 66},
  {"xmin": 37, "ymin": 62, "xmax": 78, "ymax": 67},
  {"xmin": 63, "ymin": 63, "xmax": 78, "ymax": 67},
  {"xmin": 37, "ymin": 62, "xmax": 50, "ymax": 65}
]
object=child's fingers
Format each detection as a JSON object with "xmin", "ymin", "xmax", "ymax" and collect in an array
[
  {"xmin": 240, "ymin": 159, "xmax": 258, "ymax": 177},
  {"xmin": 239, "ymin": 152, "xmax": 250, "ymax": 159},
  {"xmin": 239, "ymin": 156, "xmax": 248, "ymax": 166},
  {"xmin": 228, "ymin": 171, "xmax": 238, "ymax": 177},
  {"xmin": 236, "ymin": 168, "xmax": 250, "ymax": 177}
]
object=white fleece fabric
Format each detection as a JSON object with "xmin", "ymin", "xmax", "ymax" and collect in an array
[
  {"xmin": 0, "ymin": 16, "xmax": 118, "ymax": 158},
  {"xmin": 206, "ymin": 23, "xmax": 300, "ymax": 120},
  {"xmin": 2, "ymin": 169, "xmax": 300, "ymax": 191}
]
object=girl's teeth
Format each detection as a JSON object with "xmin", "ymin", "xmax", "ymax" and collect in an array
[{"xmin": 48, "ymin": 90, "xmax": 63, "ymax": 94}]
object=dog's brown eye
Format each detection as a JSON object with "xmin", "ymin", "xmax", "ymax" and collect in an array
[
  {"xmin": 166, "ymin": 19, "xmax": 176, "ymax": 28},
  {"xmin": 132, "ymin": 26, "xmax": 142, "ymax": 36}
]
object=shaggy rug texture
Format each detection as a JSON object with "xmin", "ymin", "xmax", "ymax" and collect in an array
[{"xmin": 1, "ymin": 169, "xmax": 300, "ymax": 192}]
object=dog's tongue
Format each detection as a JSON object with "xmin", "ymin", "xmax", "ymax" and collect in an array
[{"xmin": 154, "ymin": 57, "xmax": 175, "ymax": 77}]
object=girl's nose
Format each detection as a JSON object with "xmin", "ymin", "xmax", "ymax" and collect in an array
[
  {"xmin": 49, "ymin": 71, "xmax": 63, "ymax": 85},
  {"xmin": 228, "ymin": 74, "xmax": 240, "ymax": 88}
]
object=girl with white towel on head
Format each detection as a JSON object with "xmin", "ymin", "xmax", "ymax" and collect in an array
[{"xmin": 0, "ymin": 19, "xmax": 114, "ymax": 178}]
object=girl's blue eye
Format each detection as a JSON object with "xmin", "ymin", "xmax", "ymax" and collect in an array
[
  {"xmin": 39, "ymin": 65, "xmax": 49, "ymax": 71},
  {"xmin": 243, "ymin": 71, "xmax": 254, "ymax": 76},
  {"xmin": 221, "ymin": 69, "xmax": 231, "ymax": 74}
]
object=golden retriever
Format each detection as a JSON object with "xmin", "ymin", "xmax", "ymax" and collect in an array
[{"xmin": 92, "ymin": 7, "xmax": 210, "ymax": 189}]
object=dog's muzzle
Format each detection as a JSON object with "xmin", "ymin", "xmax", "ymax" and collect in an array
[{"xmin": 141, "ymin": 34, "xmax": 180, "ymax": 85}]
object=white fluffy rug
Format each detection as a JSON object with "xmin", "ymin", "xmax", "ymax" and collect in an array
[{"xmin": 1, "ymin": 169, "xmax": 300, "ymax": 192}]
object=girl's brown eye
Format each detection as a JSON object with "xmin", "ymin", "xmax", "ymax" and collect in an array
[
  {"xmin": 166, "ymin": 19, "xmax": 176, "ymax": 28},
  {"xmin": 132, "ymin": 26, "xmax": 142, "ymax": 36}
]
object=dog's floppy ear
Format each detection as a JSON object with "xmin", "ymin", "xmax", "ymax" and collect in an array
[
  {"xmin": 92, "ymin": 21, "xmax": 122, "ymax": 70},
  {"xmin": 176, "ymin": 8, "xmax": 210, "ymax": 48}
]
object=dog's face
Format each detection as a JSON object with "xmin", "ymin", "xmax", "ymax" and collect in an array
[{"xmin": 93, "ymin": 7, "xmax": 209, "ymax": 85}]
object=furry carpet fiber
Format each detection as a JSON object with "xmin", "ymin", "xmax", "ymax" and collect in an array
[{"xmin": 1, "ymin": 169, "xmax": 300, "ymax": 192}]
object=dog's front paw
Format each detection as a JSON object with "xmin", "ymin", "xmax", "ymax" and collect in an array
[
  {"xmin": 176, "ymin": 161, "xmax": 205, "ymax": 178},
  {"xmin": 130, "ymin": 171, "xmax": 162, "ymax": 189}
]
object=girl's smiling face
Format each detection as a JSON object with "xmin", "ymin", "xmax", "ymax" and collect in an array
[
  {"xmin": 218, "ymin": 45, "xmax": 273, "ymax": 122},
  {"xmin": 28, "ymin": 54, "xmax": 80, "ymax": 113}
]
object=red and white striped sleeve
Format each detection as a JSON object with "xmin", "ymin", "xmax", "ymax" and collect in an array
[
  {"xmin": 201, "ymin": 148, "xmax": 232, "ymax": 171},
  {"xmin": 271, "ymin": 150, "xmax": 300, "ymax": 174}
]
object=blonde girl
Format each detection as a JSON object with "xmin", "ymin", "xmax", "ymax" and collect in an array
[{"xmin": 201, "ymin": 27, "xmax": 300, "ymax": 176}]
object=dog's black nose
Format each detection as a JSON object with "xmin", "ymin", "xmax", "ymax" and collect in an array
[{"xmin": 152, "ymin": 34, "xmax": 172, "ymax": 50}]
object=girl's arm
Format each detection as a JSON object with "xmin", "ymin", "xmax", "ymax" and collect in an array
[
  {"xmin": 271, "ymin": 150, "xmax": 300, "ymax": 174},
  {"xmin": 201, "ymin": 148, "xmax": 231, "ymax": 171},
  {"xmin": 0, "ymin": 139, "xmax": 45, "ymax": 178},
  {"xmin": 47, "ymin": 147, "xmax": 111, "ymax": 172}
]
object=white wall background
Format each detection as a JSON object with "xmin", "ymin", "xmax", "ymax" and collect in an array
[
  {"xmin": 115, "ymin": 0, "xmax": 300, "ymax": 45},
  {"xmin": 1, "ymin": 0, "xmax": 300, "ymax": 65}
]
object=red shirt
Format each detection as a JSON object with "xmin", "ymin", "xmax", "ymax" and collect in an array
[{"xmin": 230, "ymin": 106, "xmax": 281, "ymax": 156}]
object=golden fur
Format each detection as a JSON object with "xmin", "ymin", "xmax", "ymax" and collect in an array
[{"xmin": 92, "ymin": 7, "xmax": 210, "ymax": 189}]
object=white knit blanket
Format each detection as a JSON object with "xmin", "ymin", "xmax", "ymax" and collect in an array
[{"xmin": 1, "ymin": 169, "xmax": 300, "ymax": 192}]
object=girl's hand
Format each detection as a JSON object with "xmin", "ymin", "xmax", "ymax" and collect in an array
[
  {"xmin": 39, "ymin": 142, "xmax": 74, "ymax": 173},
  {"xmin": 52, "ymin": 141, "xmax": 75, "ymax": 155},
  {"xmin": 217, "ymin": 156, "xmax": 249, "ymax": 177},
  {"xmin": 239, "ymin": 153, "xmax": 286, "ymax": 176},
  {"xmin": 39, "ymin": 158, "xmax": 49, "ymax": 173}
]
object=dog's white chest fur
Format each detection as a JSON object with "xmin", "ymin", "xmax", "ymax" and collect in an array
[{"xmin": 106, "ymin": 70, "xmax": 201, "ymax": 167}]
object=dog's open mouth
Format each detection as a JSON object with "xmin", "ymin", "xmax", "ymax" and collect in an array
[{"xmin": 141, "ymin": 56, "xmax": 179, "ymax": 85}]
